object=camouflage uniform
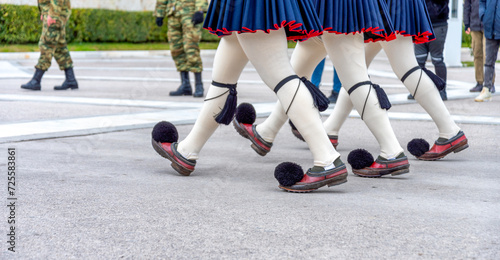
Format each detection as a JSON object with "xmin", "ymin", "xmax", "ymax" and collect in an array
[
  {"xmin": 36, "ymin": 0, "xmax": 73, "ymax": 71},
  {"xmin": 155, "ymin": 0, "xmax": 208, "ymax": 73}
]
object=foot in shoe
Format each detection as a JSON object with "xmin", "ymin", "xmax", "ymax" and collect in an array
[
  {"xmin": 233, "ymin": 118, "xmax": 272, "ymax": 156},
  {"xmin": 152, "ymin": 140, "xmax": 196, "ymax": 176},
  {"xmin": 352, "ymin": 152, "xmax": 410, "ymax": 178},
  {"xmin": 278, "ymin": 157, "xmax": 348, "ymax": 193},
  {"xmin": 418, "ymin": 131, "xmax": 469, "ymax": 161}
]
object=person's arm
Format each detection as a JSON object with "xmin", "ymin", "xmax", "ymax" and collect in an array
[
  {"xmin": 463, "ymin": 0, "xmax": 471, "ymax": 31},
  {"xmin": 154, "ymin": 0, "xmax": 168, "ymax": 17},
  {"xmin": 154, "ymin": 0, "xmax": 168, "ymax": 27},
  {"xmin": 437, "ymin": 0, "xmax": 450, "ymax": 20},
  {"xmin": 195, "ymin": 0, "xmax": 208, "ymax": 12},
  {"xmin": 38, "ymin": 0, "xmax": 50, "ymax": 20},
  {"xmin": 47, "ymin": 0, "xmax": 70, "ymax": 26},
  {"xmin": 191, "ymin": 0, "xmax": 208, "ymax": 25}
]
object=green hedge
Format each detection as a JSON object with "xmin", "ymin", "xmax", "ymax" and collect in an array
[
  {"xmin": 0, "ymin": 4, "xmax": 220, "ymax": 44},
  {"xmin": 1, "ymin": 4, "xmax": 471, "ymax": 46}
]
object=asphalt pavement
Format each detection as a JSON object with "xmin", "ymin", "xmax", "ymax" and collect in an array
[{"xmin": 0, "ymin": 48, "xmax": 499, "ymax": 259}]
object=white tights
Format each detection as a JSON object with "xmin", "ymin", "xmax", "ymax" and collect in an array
[
  {"xmin": 258, "ymin": 33, "xmax": 404, "ymax": 159},
  {"xmin": 324, "ymin": 35, "xmax": 460, "ymax": 140},
  {"xmin": 177, "ymin": 29, "xmax": 338, "ymax": 167}
]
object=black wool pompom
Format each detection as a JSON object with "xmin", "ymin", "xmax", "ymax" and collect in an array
[
  {"xmin": 151, "ymin": 121, "xmax": 178, "ymax": 143},
  {"xmin": 235, "ymin": 103, "xmax": 256, "ymax": 124},
  {"xmin": 274, "ymin": 162, "xmax": 304, "ymax": 186},
  {"xmin": 347, "ymin": 149, "xmax": 374, "ymax": 170},
  {"xmin": 407, "ymin": 138, "xmax": 430, "ymax": 157}
]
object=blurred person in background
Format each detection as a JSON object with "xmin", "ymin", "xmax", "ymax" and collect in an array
[
  {"xmin": 155, "ymin": 0, "xmax": 208, "ymax": 97},
  {"xmin": 21, "ymin": 0, "xmax": 78, "ymax": 91}
]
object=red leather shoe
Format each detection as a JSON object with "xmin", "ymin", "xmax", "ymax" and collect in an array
[
  {"xmin": 279, "ymin": 161, "xmax": 348, "ymax": 193},
  {"xmin": 353, "ymin": 154, "xmax": 410, "ymax": 178},
  {"xmin": 328, "ymin": 135, "xmax": 339, "ymax": 149},
  {"xmin": 233, "ymin": 118, "xmax": 272, "ymax": 156},
  {"xmin": 418, "ymin": 131, "xmax": 469, "ymax": 161},
  {"xmin": 152, "ymin": 139, "xmax": 196, "ymax": 176}
]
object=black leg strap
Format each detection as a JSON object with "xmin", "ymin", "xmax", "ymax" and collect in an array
[
  {"xmin": 274, "ymin": 75, "xmax": 330, "ymax": 112},
  {"xmin": 274, "ymin": 75, "xmax": 299, "ymax": 94},
  {"xmin": 205, "ymin": 81, "xmax": 238, "ymax": 125},
  {"xmin": 347, "ymin": 81, "xmax": 371, "ymax": 95},
  {"xmin": 401, "ymin": 66, "xmax": 421, "ymax": 83},
  {"xmin": 347, "ymin": 81, "xmax": 391, "ymax": 120},
  {"xmin": 401, "ymin": 66, "xmax": 446, "ymax": 95}
]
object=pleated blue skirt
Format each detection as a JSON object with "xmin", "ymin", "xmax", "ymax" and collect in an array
[
  {"xmin": 385, "ymin": 0, "xmax": 435, "ymax": 43},
  {"xmin": 203, "ymin": 0, "xmax": 323, "ymax": 41},
  {"xmin": 314, "ymin": 0, "xmax": 396, "ymax": 42}
]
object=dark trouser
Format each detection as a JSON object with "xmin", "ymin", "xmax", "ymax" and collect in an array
[
  {"xmin": 414, "ymin": 24, "xmax": 448, "ymax": 83},
  {"xmin": 484, "ymin": 38, "xmax": 500, "ymax": 90}
]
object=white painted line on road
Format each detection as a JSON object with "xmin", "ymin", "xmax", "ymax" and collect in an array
[
  {"xmin": 1, "ymin": 61, "xmax": 474, "ymax": 89},
  {"xmin": 338, "ymin": 110, "xmax": 500, "ymax": 125},
  {"xmin": 0, "ymin": 109, "xmax": 201, "ymax": 143},
  {"xmin": 1, "ymin": 101, "xmax": 499, "ymax": 143},
  {"xmin": 0, "ymin": 94, "xmax": 204, "ymax": 109},
  {"xmin": 0, "ymin": 61, "xmax": 30, "ymax": 78}
]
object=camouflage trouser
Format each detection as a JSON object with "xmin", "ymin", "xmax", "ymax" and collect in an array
[
  {"xmin": 167, "ymin": 13, "xmax": 203, "ymax": 73},
  {"xmin": 35, "ymin": 18, "xmax": 73, "ymax": 71}
]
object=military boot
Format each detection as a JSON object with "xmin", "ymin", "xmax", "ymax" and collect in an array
[
  {"xmin": 21, "ymin": 68, "xmax": 45, "ymax": 91},
  {"xmin": 193, "ymin": 72, "xmax": 204, "ymax": 97},
  {"xmin": 170, "ymin": 71, "xmax": 192, "ymax": 96},
  {"xmin": 54, "ymin": 67, "xmax": 79, "ymax": 90}
]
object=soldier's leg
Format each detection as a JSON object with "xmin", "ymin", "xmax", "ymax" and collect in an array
[
  {"xmin": 176, "ymin": 34, "xmax": 249, "ymax": 160},
  {"xmin": 54, "ymin": 23, "xmax": 73, "ymax": 70},
  {"xmin": 322, "ymin": 42, "xmax": 383, "ymax": 138},
  {"xmin": 36, "ymin": 21, "xmax": 55, "ymax": 72},
  {"xmin": 380, "ymin": 35, "xmax": 460, "ymax": 139},
  {"xmin": 254, "ymin": 37, "xmax": 327, "ymax": 143},
  {"xmin": 323, "ymin": 33, "xmax": 404, "ymax": 160},
  {"xmin": 181, "ymin": 14, "xmax": 203, "ymax": 73},
  {"xmin": 168, "ymin": 15, "xmax": 192, "ymax": 96},
  {"xmin": 237, "ymin": 30, "xmax": 339, "ymax": 168},
  {"xmin": 54, "ymin": 23, "xmax": 78, "ymax": 90},
  {"xmin": 181, "ymin": 14, "xmax": 204, "ymax": 97},
  {"xmin": 168, "ymin": 15, "xmax": 188, "ymax": 71},
  {"xmin": 21, "ymin": 20, "xmax": 54, "ymax": 90}
]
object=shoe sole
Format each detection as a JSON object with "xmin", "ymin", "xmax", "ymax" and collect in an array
[
  {"xmin": 352, "ymin": 164, "xmax": 410, "ymax": 178},
  {"xmin": 21, "ymin": 87, "xmax": 41, "ymax": 91},
  {"xmin": 169, "ymin": 93, "xmax": 192, "ymax": 96},
  {"xmin": 54, "ymin": 87, "xmax": 78, "ymax": 90},
  {"xmin": 418, "ymin": 139, "xmax": 469, "ymax": 161},
  {"xmin": 232, "ymin": 120, "xmax": 269, "ymax": 156},
  {"xmin": 278, "ymin": 171, "xmax": 348, "ymax": 193},
  {"xmin": 151, "ymin": 139, "xmax": 192, "ymax": 176},
  {"xmin": 474, "ymin": 98, "xmax": 492, "ymax": 102}
]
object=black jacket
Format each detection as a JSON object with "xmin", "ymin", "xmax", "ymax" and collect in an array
[
  {"xmin": 464, "ymin": 0, "xmax": 483, "ymax": 31},
  {"xmin": 425, "ymin": 0, "xmax": 450, "ymax": 26}
]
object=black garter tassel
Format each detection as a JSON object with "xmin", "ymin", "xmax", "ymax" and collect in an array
[
  {"xmin": 422, "ymin": 67, "xmax": 446, "ymax": 91},
  {"xmin": 210, "ymin": 81, "xmax": 237, "ymax": 125},
  {"xmin": 300, "ymin": 77, "xmax": 330, "ymax": 112},
  {"xmin": 372, "ymin": 83, "xmax": 391, "ymax": 110}
]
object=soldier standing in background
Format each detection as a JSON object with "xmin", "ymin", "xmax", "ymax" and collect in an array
[
  {"xmin": 21, "ymin": 0, "xmax": 78, "ymax": 91},
  {"xmin": 155, "ymin": 0, "xmax": 208, "ymax": 98}
]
